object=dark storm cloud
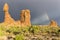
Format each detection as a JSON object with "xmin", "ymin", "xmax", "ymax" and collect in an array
[{"xmin": 0, "ymin": 0, "xmax": 60, "ymax": 25}]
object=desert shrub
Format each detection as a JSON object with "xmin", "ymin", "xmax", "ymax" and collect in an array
[
  {"xmin": 6, "ymin": 30, "xmax": 11, "ymax": 33},
  {"xmin": 0, "ymin": 25, "xmax": 6, "ymax": 31},
  {"xmin": 21, "ymin": 27, "xmax": 29, "ymax": 33},
  {"xmin": 7, "ymin": 27, "xmax": 22, "ymax": 35},
  {"xmin": 39, "ymin": 26, "xmax": 60, "ymax": 33},
  {"xmin": 8, "ymin": 27, "xmax": 21, "ymax": 32},
  {"xmin": 58, "ymin": 29, "xmax": 60, "ymax": 34},
  {"xmin": 29, "ymin": 25, "xmax": 40, "ymax": 34},
  {"xmin": 15, "ymin": 34, "xmax": 24, "ymax": 40},
  {"xmin": 47, "ymin": 27, "xmax": 60, "ymax": 34},
  {"xmin": 37, "ymin": 26, "xmax": 50, "ymax": 33},
  {"xmin": 0, "ymin": 25, "xmax": 7, "ymax": 36},
  {"xmin": 0, "ymin": 30, "xmax": 5, "ymax": 36}
]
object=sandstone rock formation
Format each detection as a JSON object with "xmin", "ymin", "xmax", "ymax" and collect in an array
[
  {"xmin": 49, "ymin": 20, "xmax": 58, "ymax": 27},
  {"xmin": 20, "ymin": 9, "xmax": 31, "ymax": 26},
  {"xmin": 0, "ymin": 3, "xmax": 59, "ymax": 27},
  {"xmin": 2, "ymin": 3, "xmax": 31, "ymax": 27},
  {"xmin": 3, "ymin": 3, "xmax": 16, "ymax": 26}
]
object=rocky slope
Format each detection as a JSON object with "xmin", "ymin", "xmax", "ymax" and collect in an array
[{"xmin": 0, "ymin": 25, "xmax": 60, "ymax": 40}]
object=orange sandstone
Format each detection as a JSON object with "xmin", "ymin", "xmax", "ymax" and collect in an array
[
  {"xmin": 3, "ymin": 3, "xmax": 16, "ymax": 26},
  {"xmin": 20, "ymin": 9, "xmax": 31, "ymax": 26}
]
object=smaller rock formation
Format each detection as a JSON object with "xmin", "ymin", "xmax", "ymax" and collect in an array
[
  {"xmin": 49, "ymin": 20, "xmax": 58, "ymax": 27},
  {"xmin": 20, "ymin": 9, "xmax": 31, "ymax": 26}
]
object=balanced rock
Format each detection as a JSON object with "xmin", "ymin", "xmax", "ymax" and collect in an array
[
  {"xmin": 3, "ymin": 3, "xmax": 15, "ymax": 26},
  {"xmin": 49, "ymin": 20, "xmax": 58, "ymax": 27}
]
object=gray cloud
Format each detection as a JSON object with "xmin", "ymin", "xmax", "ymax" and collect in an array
[{"xmin": 32, "ymin": 12, "xmax": 50, "ymax": 24}]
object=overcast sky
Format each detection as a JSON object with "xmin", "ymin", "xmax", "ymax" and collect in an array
[{"xmin": 0, "ymin": 0, "xmax": 60, "ymax": 25}]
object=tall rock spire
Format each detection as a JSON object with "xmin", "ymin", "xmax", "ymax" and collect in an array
[{"xmin": 3, "ymin": 3, "xmax": 15, "ymax": 26}]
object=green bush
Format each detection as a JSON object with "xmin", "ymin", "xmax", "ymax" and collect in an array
[
  {"xmin": 29, "ymin": 25, "xmax": 40, "ymax": 34},
  {"xmin": 0, "ymin": 25, "xmax": 6, "ymax": 36},
  {"xmin": 0, "ymin": 30, "xmax": 5, "ymax": 36},
  {"xmin": 0, "ymin": 25, "xmax": 6, "ymax": 31},
  {"xmin": 21, "ymin": 27, "xmax": 29, "ymax": 33},
  {"xmin": 8, "ymin": 27, "xmax": 21, "ymax": 32},
  {"xmin": 15, "ymin": 34, "xmax": 24, "ymax": 40}
]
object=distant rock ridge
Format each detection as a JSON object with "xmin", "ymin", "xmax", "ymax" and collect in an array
[{"xmin": 2, "ymin": 3, "xmax": 31, "ymax": 27}]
